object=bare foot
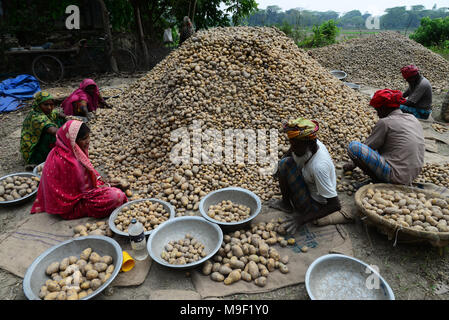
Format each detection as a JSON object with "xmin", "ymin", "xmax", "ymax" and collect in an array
[{"xmin": 268, "ymin": 199, "xmax": 293, "ymax": 214}]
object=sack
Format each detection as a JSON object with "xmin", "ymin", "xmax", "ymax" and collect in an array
[{"xmin": 163, "ymin": 28, "xmax": 173, "ymax": 43}]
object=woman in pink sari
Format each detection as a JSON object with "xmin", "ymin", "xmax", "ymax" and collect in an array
[
  {"xmin": 31, "ymin": 120, "xmax": 127, "ymax": 220},
  {"xmin": 61, "ymin": 79, "xmax": 109, "ymax": 117}
]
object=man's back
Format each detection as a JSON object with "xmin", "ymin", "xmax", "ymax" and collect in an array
[{"xmin": 369, "ymin": 109, "xmax": 425, "ymax": 185}]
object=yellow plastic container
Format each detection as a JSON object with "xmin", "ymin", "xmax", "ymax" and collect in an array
[{"xmin": 121, "ymin": 251, "xmax": 135, "ymax": 272}]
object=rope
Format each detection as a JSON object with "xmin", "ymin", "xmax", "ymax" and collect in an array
[{"xmin": 393, "ymin": 226, "xmax": 403, "ymax": 247}]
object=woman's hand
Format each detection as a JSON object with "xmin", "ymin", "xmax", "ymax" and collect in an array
[{"xmin": 343, "ymin": 161, "xmax": 356, "ymax": 172}]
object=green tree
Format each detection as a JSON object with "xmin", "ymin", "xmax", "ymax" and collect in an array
[
  {"xmin": 299, "ymin": 19, "xmax": 340, "ymax": 48},
  {"xmin": 410, "ymin": 16, "xmax": 449, "ymax": 47}
]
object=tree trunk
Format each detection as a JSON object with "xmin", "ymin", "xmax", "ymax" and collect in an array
[
  {"xmin": 97, "ymin": 0, "xmax": 118, "ymax": 72},
  {"xmin": 191, "ymin": 0, "xmax": 197, "ymax": 25},
  {"xmin": 132, "ymin": 0, "xmax": 150, "ymax": 67}
]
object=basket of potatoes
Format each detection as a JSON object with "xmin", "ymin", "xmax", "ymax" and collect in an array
[
  {"xmin": 355, "ymin": 183, "xmax": 449, "ymax": 247},
  {"xmin": 0, "ymin": 172, "xmax": 40, "ymax": 205},
  {"xmin": 199, "ymin": 187, "xmax": 262, "ymax": 231},
  {"xmin": 108, "ymin": 198, "xmax": 175, "ymax": 237},
  {"xmin": 23, "ymin": 235, "xmax": 122, "ymax": 300}
]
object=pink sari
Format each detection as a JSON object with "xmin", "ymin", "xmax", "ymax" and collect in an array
[
  {"xmin": 61, "ymin": 79, "xmax": 101, "ymax": 116},
  {"xmin": 31, "ymin": 120, "xmax": 127, "ymax": 220}
]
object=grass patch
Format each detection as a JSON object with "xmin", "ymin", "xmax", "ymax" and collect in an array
[{"xmin": 430, "ymin": 46, "xmax": 449, "ymax": 61}]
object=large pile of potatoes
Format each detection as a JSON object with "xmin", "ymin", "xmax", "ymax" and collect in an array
[
  {"xmin": 113, "ymin": 200, "xmax": 170, "ymax": 233},
  {"xmin": 0, "ymin": 175, "xmax": 39, "ymax": 202},
  {"xmin": 414, "ymin": 163, "xmax": 449, "ymax": 187},
  {"xmin": 201, "ymin": 219, "xmax": 298, "ymax": 287},
  {"xmin": 309, "ymin": 32, "xmax": 449, "ymax": 92},
  {"xmin": 39, "ymin": 248, "xmax": 115, "ymax": 300},
  {"xmin": 361, "ymin": 187, "xmax": 449, "ymax": 233},
  {"xmin": 88, "ymin": 26, "xmax": 377, "ymax": 214}
]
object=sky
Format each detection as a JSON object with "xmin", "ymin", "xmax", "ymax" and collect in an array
[{"xmin": 252, "ymin": 0, "xmax": 448, "ymax": 16}]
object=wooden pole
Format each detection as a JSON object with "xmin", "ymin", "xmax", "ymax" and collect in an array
[
  {"xmin": 132, "ymin": 0, "xmax": 149, "ymax": 67},
  {"xmin": 97, "ymin": 0, "xmax": 118, "ymax": 72}
]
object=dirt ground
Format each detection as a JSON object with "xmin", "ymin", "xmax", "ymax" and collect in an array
[{"xmin": 0, "ymin": 73, "xmax": 449, "ymax": 301}]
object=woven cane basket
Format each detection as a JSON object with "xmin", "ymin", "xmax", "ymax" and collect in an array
[{"xmin": 355, "ymin": 184, "xmax": 449, "ymax": 247}]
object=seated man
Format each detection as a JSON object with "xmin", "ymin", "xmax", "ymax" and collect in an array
[
  {"xmin": 270, "ymin": 117, "xmax": 341, "ymax": 234},
  {"xmin": 344, "ymin": 89, "xmax": 425, "ymax": 186},
  {"xmin": 399, "ymin": 65, "xmax": 433, "ymax": 120}
]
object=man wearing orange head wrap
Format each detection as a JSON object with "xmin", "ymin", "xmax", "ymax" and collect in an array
[
  {"xmin": 399, "ymin": 65, "xmax": 433, "ymax": 120},
  {"xmin": 343, "ymin": 89, "xmax": 425, "ymax": 186},
  {"xmin": 269, "ymin": 117, "xmax": 341, "ymax": 234}
]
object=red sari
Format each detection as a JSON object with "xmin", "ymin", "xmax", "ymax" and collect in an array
[
  {"xmin": 61, "ymin": 79, "xmax": 101, "ymax": 116},
  {"xmin": 31, "ymin": 120, "xmax": 127, "ymax": 220}
]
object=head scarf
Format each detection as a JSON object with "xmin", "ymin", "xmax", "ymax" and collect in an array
[
  {"xmin": 283, "ymin": 117, "xmax": 319, "ymax": 141},
  {"xmin": 370, "ymin": 89, "xmax": 406, "ymax": 109},
  {"xmin": 33, "ymin": 91, "xmax": 54, "ymax": 108},
  {"xmin": 31, "ymin": 120, "xmax": 102, "ymax": 215},
  {"xmin": 401, "ymin": 65, "xmax": 419, "ymax": 80},
  {"xmin": 61, "ymin": 79, "xmax": 100, "ymax": 115}
]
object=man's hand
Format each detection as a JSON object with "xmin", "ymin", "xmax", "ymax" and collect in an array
[{"xmin": 280, "ymin": 216, "xmax": 304, "ymax": 235}]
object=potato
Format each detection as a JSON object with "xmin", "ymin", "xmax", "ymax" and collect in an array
[
  {"xmin": 56, "ymin": 291, "xmax": 67, "ymax": 300},
  {"xmin": 74, "ymin": 225, "xmax": 87, "ymax": 234},
  {"xmin": 78, "ymin": 291, "xmax": 88, "ymax": 299},
  {"xmin": 86, "ymin": 269, "xmax": 99, "ymax": 280},
  {"xmin": 105, "ymin": 265, "xmax": 115, "ymax": 274},
  {"xmin": 241, "ymin": 271, "xmax": 252, "ymax": 282},
  {"xmin": 80, "ymin": 248, "xmax": 92, "ymax": 261},
  {"xmin": 68, "ymin": 256, "xmax": 78, "ymax": 265},
  {"xmin": 279, "ymin": 263, "xmax": 289, "ymax": 274},
  {"xmin": 39, "ymin": 286, "xmax": 48, "ymax": 299},
  {"xmin": 280, "ymin": 255, "xmax": 289, "ymax": 264},
  {"xmin": 202, "ymin": 260, "xmax": 213, "ymax": 276},
  {"xmin": 80, "ymin": 281, "xmax": 90, "ymax": 290},
  {"xmin": 247, "ymin": 261, "xmax": 259, "ymax": 280},
  {"xmin": 232, "ymin": 245, "xmax": 244, "ymax": 258},
  {"xmin": 47, "ymin": 281, "xmax": 61, "ymax": 292},
  {"xmin": 254, "ymin": 276, "xmax": 267, "ymax": 287},
  {"xmin": 101, "ymin": 255, "xmax": 113, "ymax": 265},
  {"xmin": 89, "ymin": 252, "xmax": 101, "ymax": 264},
  {"xmin": 44, "ymin": 292, "xmax": 59, "ymax": 300},
  {"xmin": 224, "ymin": 270, "xmax": 241, "ymax": 285},
  {"xmin": 218, "ymin": 265, "xmax": 233, "ymax": 276},
  {"xmin": 46, "ymin": 262, "xmax": 60, "ymax": 275},
  {"xmin": 210, "ymin": 272, "xmax": 225, "ymax": 282},
  {"xmin": 230, "ymin": 258, "xmax": 245, "ymax": 270},
  {"xmin": 267, "ymin": 258, "xmax": 276, "ymax": 272},
  {"xmin": 90, "ymin": 279, "xmax": 102, "ymax": 290},
  {"xmin": 94, "ymin": 262, "xmax": 108, "ymax": 272}
]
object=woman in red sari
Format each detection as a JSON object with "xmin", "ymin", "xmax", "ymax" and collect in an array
[
  {"xmin": 61, "ymin": 78, "xmax": 109, "ymax": 117},
  {"xmin": 31, "ymin": 120, "xmax": 127, "ymax": 220}
]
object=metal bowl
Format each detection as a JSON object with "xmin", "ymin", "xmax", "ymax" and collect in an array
[
  {"xmin": 199, "ymin": 187, "xmax": 261, "ymax": 231},
  {"xmin": 108, "ymin": 198, "xmax": 176, "ymax": 237},
  {"xmin": 330, "ymin": 70, "xmax": 348, "ymax": 80},
  {"xmin": 33, "ymin": 162, "xmax": 45, "ymax": 178},
  {"xmin": 344, "ymin": 82, "xmax": 361, "ymax": 90},
  {"xmin": 23, "ymin": 235, "xmax": 123, "ymax": 300},
  {"xmin": 147, "ymin": 216, "xmax": 223, "ymax": 269},
  {"xmin": 0, "ymin": 172, "xmax": 40, "ymax": 206},
  {"xmin": 305, "ymin": 254, "xmax": 395, "ymax": 300}
]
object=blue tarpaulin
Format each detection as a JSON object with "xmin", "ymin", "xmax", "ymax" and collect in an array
[{"xmin": 0, "ymin": 74, "xmax": 41, "ymax": 113}]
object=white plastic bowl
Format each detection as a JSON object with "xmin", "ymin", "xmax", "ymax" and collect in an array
[
  {"xmin": 23, "ymin": 236, "xmax": 123, "ymax": 300},
  {"xmin": 147, "ymin": 216, "xmax": 223, "ymax": 269},
  {"xmin": 199, "ymin": 187, "xmax": 261, "ymax": 230},
  {"xmin": 305, "ymin": 254, "xmax": 395, "ymax": 300}
]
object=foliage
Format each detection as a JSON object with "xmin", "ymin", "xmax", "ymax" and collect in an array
[
  {"xmin": 298, "ymin": 20, "xmax": 340, "ymax": 48},
  {"xmin": 244, "ymin": 5, "xmax": 449, "ymax": 30},
  {"xmin": 410, "ymin": 16, "xmax": 449, "ymax": 47},
  {"xmin": 276, "ymin": 21, "xmax": 307, "ymax": 44}
]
